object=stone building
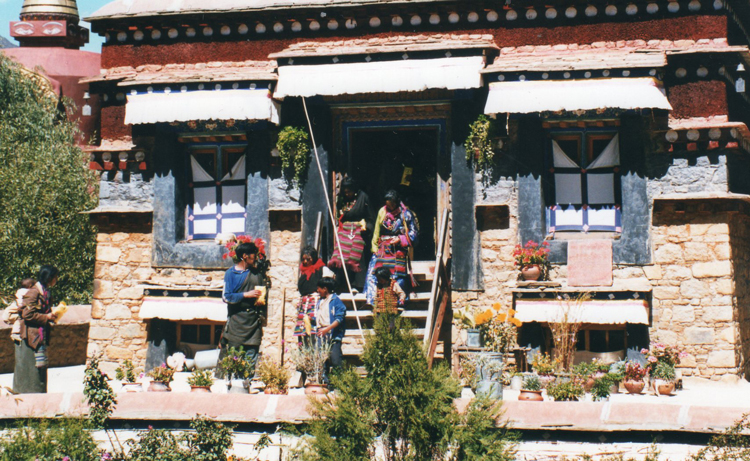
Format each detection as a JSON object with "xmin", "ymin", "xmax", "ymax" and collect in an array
[{"xmin": 83, "ymin": 0, "xmax": 750, "ymax": 380}]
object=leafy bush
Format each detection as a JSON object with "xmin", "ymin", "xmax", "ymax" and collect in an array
[
  {"xmin": 546, "ymin": 380, "xmax": 584, "ymax": 401},
  {"xmin": 522, "ymin": 375, "xmax": 542, "ymax": 391},
  {"xmin": 651, "ymin": 361, "xmax": 676, "ymax": 381},
  {"xmin": 692, "ymin": 414, "xmax": 750, "ymax": 460},
  {"xmin": 296, "ymin": 314, "xmax": 518, "ymax": 461},
  {"xmin": 115, "ymin": 360, "xmax": 138, "ymax": 383},
  {"xmin": 83, "ymin": 356, "xmax": 116, "ymax": 429},
  {"xmin": 127, "ymin": 417, "xmax": 236, "ymax": 461},
  {"xmin": 0, "ymin": 54, "xmax": 97, "ymax": 304},
  {"xmin": 188, "ymin": 369, "xmax": 214, "ymax": 387},
  {"xmin": 276, "ymin": 126, "xmax": 310, "ymax": 183},
  {"xmin": 0, "ymin": 418, "xmax": 100, "ymax": 461},
  {"xmin": 256, "ymin": 357, "xmax": 291, "ymax": 393},
  {"xmin": 591, "ymin": 373, "xmax": 621, "ymax": 401}
]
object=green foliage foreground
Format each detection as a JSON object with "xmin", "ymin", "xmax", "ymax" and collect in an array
[
  {"xmin": 293, "ymin": 314, "xmax": 518, "ymax": 461},
  {"xmin": 0, "ymin": 54, "xmax": 97, "ymax": 303}
]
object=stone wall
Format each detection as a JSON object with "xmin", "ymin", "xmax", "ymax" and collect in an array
[
  {"xmin": 648, "ymin": 154, "xmax": 729, "ymax": 197},
  {"xmin": 649, "ymin": 205, "xmax": 740, "ymax": 379},
  {"xmin": 90, "ymin": 230, "xmax": 154, "ymax": 375},
  {"xmin": 730, "ymin": 213, "xmax": 750, "ymax": 378},
  {"xmin": 98, "ymin": 171, "xmax": 154, "ymax": 211}
]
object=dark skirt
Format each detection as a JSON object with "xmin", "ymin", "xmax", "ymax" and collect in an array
[{"xmin": 13, "ymin": 340, "xmax": 47, "ymax": 394}]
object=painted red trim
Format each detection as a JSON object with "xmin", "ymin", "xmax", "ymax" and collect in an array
[{"xmin": 101, "ymin": 15, "xmax": 726, "ymax": 69}]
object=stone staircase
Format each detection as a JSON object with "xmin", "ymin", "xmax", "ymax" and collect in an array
[{"xmin": 338, "ymin": 260, "xmax": 447, "ymax": 365}]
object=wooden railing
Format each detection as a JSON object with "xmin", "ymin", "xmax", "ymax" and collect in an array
[{"xmin": 424, "ymin": 209, "xmax": 451, "ymax": 367}]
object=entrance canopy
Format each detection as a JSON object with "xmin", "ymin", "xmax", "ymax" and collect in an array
[
  {"xmin": 514, "ymin": 299, "xmax": 650, "ymax": 325},
  {"xmin": 125, "ymin": 88, "xmax": 280, "ymax": 125},
  {"xmin": 274, "ymin": 56, "xmax": 485, "ymax": 98},
  {"xmin": 271, "ymin": 34, "xmax": 495, "ymax": 98},
  {"xmin": 484, "ymin": 77, "xmax": 672, "ymax": 114}
]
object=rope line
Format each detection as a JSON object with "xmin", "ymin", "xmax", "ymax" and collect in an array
[{"xmin": 302, "ymin": 97, "xmax": 365, "ymax": 340}]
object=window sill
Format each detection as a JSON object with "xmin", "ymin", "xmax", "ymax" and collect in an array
[{"xmin": 548, "ymin": 232, "xmax": 621, "ymax": 241}]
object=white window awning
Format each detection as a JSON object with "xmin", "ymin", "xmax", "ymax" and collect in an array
[
  {"xmin": 484, "ymin": 77, "xmax": 672, "ymax": 114},
  {"xmin": 140, "ymin": 297, "xmax": 227, "ymax": 322},
  {"xmin": 125, "ymin": 89, "xmax": 280, "ymax": 125},
  {"xmin": 514, "ymin": 299, "xmax": 650, "ymax": 325},
  {"xmin": 274, "ymin": 56, "xmax": 485, "ymax": 98}
]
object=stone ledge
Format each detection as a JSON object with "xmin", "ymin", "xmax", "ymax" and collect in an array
[{"xmin": 2, "ymin": 393, "xmax": 748, "ymax": 434}]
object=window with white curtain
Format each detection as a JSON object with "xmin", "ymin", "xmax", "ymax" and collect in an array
[
  {"xmin": 186, "ymin": 144, "xmax": 247, "ymax": 240},
  {"xmin": 547, "ymin": 130, "xmax": 622, "ymax": 233}
]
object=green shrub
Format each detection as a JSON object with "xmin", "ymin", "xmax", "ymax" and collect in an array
[
  {"xmin": 296, "ymin": 314, "xmax": 518, "ymax": 461},
  {"xmin": 0, "ymin": 418, "xmax": 99, "ymax": 461},
  {"xmin": 276, "ymin": 126, "xmax": 310, "ymax": 184},
  {"xmin": 0, "ymin": 54, "xmax": 97, "ymax": 304},
  {"xmin": 83, "ymin": 356, "xmax": 116, "ymax": 429},
  {"xmin": 651, "ymin": 361, "xmax": 676, "ymax": 381},
  {"xmin": 692, "ymin": 414, "xmax": 750, "ymax": 460},
  {"xmin": 522, "ymin": 375, "xmax": 542, "ymax": 391},
  {"xmin": 547, "ymin": 380, "xmax": 584, "ymax": 401}
]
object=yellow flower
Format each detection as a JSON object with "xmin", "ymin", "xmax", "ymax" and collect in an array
[
  {"xmin": 492, "ymin": 302, "xmax": 502, "ymax": 311},
  {"xmin": 474, "ymin": 309, "xmax": 493, "ymax": 326}
]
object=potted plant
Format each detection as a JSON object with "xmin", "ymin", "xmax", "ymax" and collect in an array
[
  {"xmin": 643, "ymin": 342, "xmax": 684, "ymax": 396},
  {"xmin": 276, "ymin": 126, "xmax": 311, "ymax": 183},
  {"xmin": 546, "ymin": 380, "xmax": 585, "ymax": 401},
  {"xmin": 219, "ymin": 346, "xmax": 254, "ymax": 394},
  {"xmin": 471, "ymin": 354, "xmax": 504, "ymax": 400},
  {"xmin": 623, "ymin": 361, "xmax": 648, "ymax": 394},
  {"xmin": 651, "ymin": 361, "xmax": 677, "ymax": 396},
  {"xmin": 590, "ymin": 372, "xmax": 622, "ymax": 401},
  {"xmin": 453, "ymin": 305, "xmax": 482, "ymax": 348},
  {"xmin": 187, "ymin": 369, "xmax": 214, "ymax": 393},
  {"xmin": 115, "ymin": 359, "xmax": 142, "ymax": 392},
  {"xmin": 257, "ymin": 357, "xmax": 291, "ymax": 395},
  {"xmin": 572, "ymin": 361, "xmax": 597, "ymax": 392},
  {"xmin": 477, "ymin": 303, "xmax": 522, "ymax": 356},
  {"xmin": 147, "ymin": 364, "xmax": 175, "ymax": 392},
  {"xmin": 464, "ymin": 114, "xmax": 498, "ymax": 171},
  {"xmin": 512, "ymin": 240, "xmax": 550, "ymax": 281},
  {"xmin": 531, "ymin": 353, "xmax": 557, "ymax": 388},
  {"xmin": 291, "ymin": 339, "xmax": 332, "ymax": 394},
  {"xmin": 518, "ymin": 375, "xmax": 544, "ymax": 401}
]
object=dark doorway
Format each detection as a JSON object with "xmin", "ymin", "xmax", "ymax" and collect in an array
[{"xmin": 348, "ymin": 128, "xmax": 439, "ymax": 261}]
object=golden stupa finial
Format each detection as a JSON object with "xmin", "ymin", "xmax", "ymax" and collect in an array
[{"xmin": 20, "ymin": 0, "xmax": 80, "ymax": 21}]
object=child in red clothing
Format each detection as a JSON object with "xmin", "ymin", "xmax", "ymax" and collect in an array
[{"xmin": 371, "ymin": 267, "xmax": 406, "ymax": 315}]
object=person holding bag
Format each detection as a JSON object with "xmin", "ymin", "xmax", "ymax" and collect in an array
[
  {"xmin": 14, "ymin": 265, "xmax": 58, "ymax": 394},
  {"xmin": 365, "ymin": 189, "xmax": 419, "ymax": 305}
]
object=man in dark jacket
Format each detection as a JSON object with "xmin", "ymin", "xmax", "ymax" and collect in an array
[{"xmin": 221, "ymin": 242, "xmax": 267, "ymax": 377}]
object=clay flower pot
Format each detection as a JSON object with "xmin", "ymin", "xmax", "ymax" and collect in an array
[
  {"xmin": 121, "ymin": 382, "xmax": 143, "ymax": 393},
  {"xmin": 190, "ymin": 386, "xmax": 212, "ymax": 393},
  {"xmin": 653, "ymin": 379, "xmax": 675, "ymax": 396},
  {"xmin": 623, "ymin": 380, "xmax": 646, "ymax": 395},
  {"xmin": 518, "ymin": 389, "xmax": 544, "ymax": 401},
  {"xmin": 305, "ymin": 383, "xmax": 329, "ymax": 395},
  {"xmin": 521, "ymin": 265, "xmax": 542, "ymax": 281},
  {"xmin": 148, "ymin": 381, "xmax": 171, "ymax": 392}
]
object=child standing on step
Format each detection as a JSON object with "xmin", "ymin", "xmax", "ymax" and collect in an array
[{"xmin": 371, "ymin": 267, "xmax": 406, "ymax": 315}]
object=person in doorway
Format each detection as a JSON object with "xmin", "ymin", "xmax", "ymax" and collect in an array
[
  {"xmin": 294, "ymin": 246, "xmax": 327, "ymax": 344},
  {"xmin": 371, "ymin": 266, "xmax": 406, "ymax": 315},
  {"xmin": 14, "ymin": 266, "xmax": 58, "ymax": 394},
  {"xmin": 220, "ymin": 242, "xmax": 268, "ymax": 379},
  {"xmin": 365, "ymin": 189, "xmax": 420, "ymax": 304},
  {"xmin": 328, "ymin": 177, "xmax": 375, "ymax": 291},
  {"xmin": 314, "ymin": 277, "xmax": 346, "ymax": 381}
]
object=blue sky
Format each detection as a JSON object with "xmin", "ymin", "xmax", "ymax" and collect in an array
[{"xmin": 1, "ymin": 0, "xmax": 110, "ymax": 52}]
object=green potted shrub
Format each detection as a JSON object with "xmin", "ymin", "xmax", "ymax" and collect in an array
[
  {"xmin": 147, "ymin": 364, "xmax": 175, "ymax": 392},
  {"xmin": 257, "ymin": 357, "xmax": 291, "ymax": 394},
  {"xmin": 518, "ymin": 374, "xmax": 544, "ymax": 401},
  {"xmin": 546, "ymin": 380, "xmax": 585, "ymax": 401},
  {"xmin": 187, "ymin": 369, "xmax": 214, "ymax": 393},
  {"xmin": 651, "ymin": 361, "xmax": 677, "ymax": 396},
  {"xmin": 590, "ymin": 373, "xmax": 622, "ymax": 401},
  {"xmin": 276, "ymin": 126, "xmax": 310, "ymax": 183},
  {"xmin": 219, "ymin": 346, "xmax": 254, "ymax": 394},
  {"xmin": 464, "ymin": 114, "xmax": 498, "ymax": 172},
  {"xmin": 115, "ymin": 359, "xmax": 142, "ymax": 392}
]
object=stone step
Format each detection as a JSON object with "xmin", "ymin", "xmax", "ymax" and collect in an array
[
  {"xmin": 338, "ymin": 291, "xmax": 431, "ymax": 303},
  {"xmin": 345, "ymin": 310, "xmax": 429, "ymax": 319}
]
